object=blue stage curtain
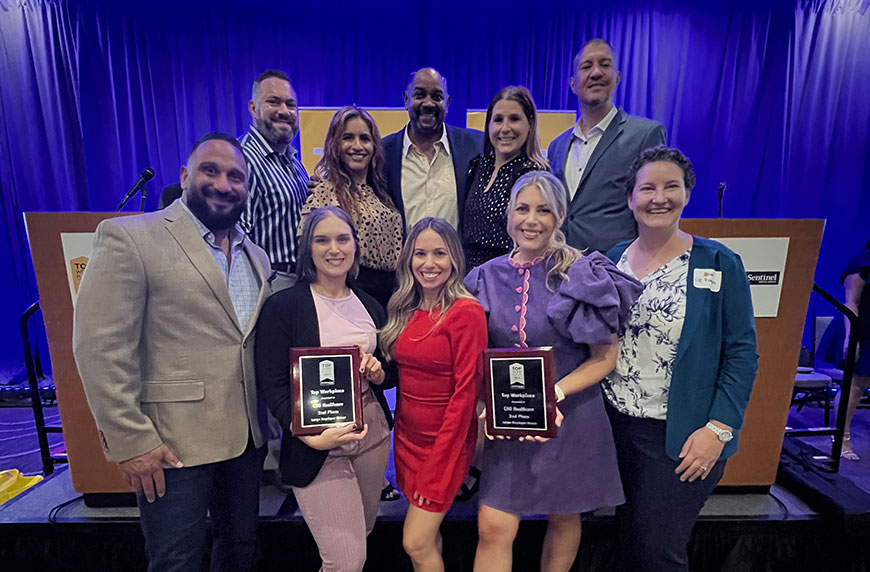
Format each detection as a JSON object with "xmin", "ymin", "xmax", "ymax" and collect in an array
[{"xmin": 0, "ymin": 0, "xmax": 868, "ymax": 374}]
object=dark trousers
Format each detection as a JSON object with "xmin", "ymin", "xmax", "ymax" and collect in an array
[
  {"xmin": 607, "ymin": 404, "xmax": 725, "ymax": 572},
  {"xmin": 137, "ymin": 438, "xmax": 266, "ymax": 572}
]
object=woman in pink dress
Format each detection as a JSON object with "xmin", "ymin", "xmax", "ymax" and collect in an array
[{"xmin": 380, "ymin": 217, "xmax": 488, "ymax": 572}]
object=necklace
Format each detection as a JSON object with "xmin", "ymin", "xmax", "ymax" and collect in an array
[
  {"xmin": 629, "ymin": 232, "xmax": 691, "ymax": 277},
  {"xmin": 311, "ymin": 282, "xmax": 350, "ymax": 299},
  {"xmin": 631, "ymin": 245, "xmax": 687, "ymax": 276}
]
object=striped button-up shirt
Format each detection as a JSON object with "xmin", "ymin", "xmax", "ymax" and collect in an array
[
  {"xmin": 181, "ymin": 200, "xmax": 261, "ymax": 331},
  {"xmin": 239, "ymin": 125, "xmax": 309, "ymax": 266}
]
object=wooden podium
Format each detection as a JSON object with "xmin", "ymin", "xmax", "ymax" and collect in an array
[
  {"xmin": 24, "ymin": 212, "xmax": 136, "ymax": 495},
  {"xmin": 679, "ymin": 219, "xmax": 825, "ymax": 487}
]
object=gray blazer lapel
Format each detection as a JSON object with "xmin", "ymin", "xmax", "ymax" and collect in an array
[
  {"xmin": 572, "ymin": 108, "xmax": 626, "ymax": 204},
  {"xmin": 163, "ymin": 203, "xmax": 242, "ymax": 333},
  {"xmin": 550, "ymin": 131, "xmax": 572, "ymax": 184}
]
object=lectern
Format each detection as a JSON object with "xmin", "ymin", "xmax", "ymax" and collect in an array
[
  {"xmin": 680, "ymin": 219, "xmax": 824, "ymax": 488},
  {"xmin": 25, "ymin": 212, "xmax": 136, "ymax": 499}
]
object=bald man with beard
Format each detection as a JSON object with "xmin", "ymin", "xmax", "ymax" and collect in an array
[
  {"xmin": 382, "ymin": 68, "xmax": 483, "ymax": 232},
  {"xmin": 74, "ymin": 133, "xmax": 272, "ymax": 572}
]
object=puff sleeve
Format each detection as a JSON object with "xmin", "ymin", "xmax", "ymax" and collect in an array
[
  {"xmin": 463, "ymin": 264, "xmax": 492, "ymax": 314},
  {"xmin": 546, "ymin": 252, "xmax": 643, "ymax": 346}
]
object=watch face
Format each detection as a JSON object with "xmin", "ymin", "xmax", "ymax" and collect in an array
[{"xmin": 720, "ymin": 432, "xmax": 733, "ymax": 442}]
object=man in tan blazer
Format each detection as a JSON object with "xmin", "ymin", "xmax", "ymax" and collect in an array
[{"xmin": 73, "ymin": 133, "xmax": 271, "ymax": 572}]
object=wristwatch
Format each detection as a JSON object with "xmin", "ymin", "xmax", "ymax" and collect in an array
[{"xmin": 705, "ymin": 422, "xmax": 733, "ymax": 442}]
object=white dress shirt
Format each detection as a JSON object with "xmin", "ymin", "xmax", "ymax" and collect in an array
[
  {"xmin": 400, "ymin": 126, "xmax": 458, "ymax": 230},
  {"xmin": 564, "ymin": 105, "xmax": 619, "ymax": 199}
]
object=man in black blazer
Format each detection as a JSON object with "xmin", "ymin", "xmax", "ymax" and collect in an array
[
  {"xmin": 548, "ymin": 39, "xmax": 666, "ymax": 253},
  {"xmin": 382, "ymin": 68, "xmax": 483, "ymax": 232}
]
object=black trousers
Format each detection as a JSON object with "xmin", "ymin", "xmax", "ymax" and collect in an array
[{"xmin": 607, "ymin": 403, "xmax": 725, "ymax": 572}]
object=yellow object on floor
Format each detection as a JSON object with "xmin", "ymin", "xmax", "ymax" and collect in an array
[{"xmin": 0, "ymin": 469, "xmax": 43, "ymax": 505}]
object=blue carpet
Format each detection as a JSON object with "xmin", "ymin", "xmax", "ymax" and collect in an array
[{"xmin": 0, "ymin": 405, "xmax": 63, "ymax": 476}]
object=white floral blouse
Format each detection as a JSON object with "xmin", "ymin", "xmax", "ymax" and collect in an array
[{"xmin": 602, "ymin": 248, "xmax": 691, "ymax": 420}]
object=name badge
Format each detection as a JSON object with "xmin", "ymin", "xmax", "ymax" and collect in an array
[{"xmin": 693, "ymin": 268, "xmax": 722, "ymax": 292}]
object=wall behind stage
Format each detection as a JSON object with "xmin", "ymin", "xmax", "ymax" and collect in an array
[{"xmin": 0, "ymin": 0, "xmax": 868, "ymax": 376}]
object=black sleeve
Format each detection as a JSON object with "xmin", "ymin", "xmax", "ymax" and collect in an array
[
  {"xmin": 840, "ymin": 248, "xmax": 870, "ymax": 284},
  {"xmin": 255, "ymin": 293, "xmax": 295, "ymax": 432},
  {"xmin": 466, "ymin": 155, "xmax": 481, "ymax": 195}
]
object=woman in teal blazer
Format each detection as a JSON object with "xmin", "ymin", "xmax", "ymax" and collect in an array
[{"xmin": 603, "ymin": 146, "xmax": 758, "ymax": 572}]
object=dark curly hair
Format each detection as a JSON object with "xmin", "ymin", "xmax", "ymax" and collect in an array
[{"xmin": 625, "ymin": 146, "xmax": 696, "ymax": 196}]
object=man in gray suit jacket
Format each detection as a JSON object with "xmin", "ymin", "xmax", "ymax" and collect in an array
[
  {"xmin": 548, "ymin": 39, "xmax": 666, "ymax": 253},
  {"xmin": 73, "ymin": 133, "xmax": 271, "ymax": 571}
]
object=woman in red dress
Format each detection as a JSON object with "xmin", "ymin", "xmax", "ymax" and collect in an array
[{"xmin": 380, "ymin": 217, "xmax": 488, "ymax": 572}]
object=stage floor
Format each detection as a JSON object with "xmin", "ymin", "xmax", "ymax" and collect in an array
[
  {"xmin": 1, "ymin": 464, "xmax": 848, "ymax": 572},
  {"xmin": 2, "ymin": 403, "xmax": 869, "ymax": 570},
  {"xmin": 0, "ymin": 463, "xmax": 819, "ymax": 525}
]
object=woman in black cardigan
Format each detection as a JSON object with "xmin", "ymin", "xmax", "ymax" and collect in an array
[{"xmin": 255, "ymin": 206, "xmax": 395, "ymax": 572}]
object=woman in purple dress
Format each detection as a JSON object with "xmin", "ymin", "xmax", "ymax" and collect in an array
[{"xmin": 464, "ymin": 171, "xmax": 642, "ymax": 572}]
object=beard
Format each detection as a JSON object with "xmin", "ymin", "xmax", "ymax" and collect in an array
[
  {"xmin": 255, "ymin": 115, "xmax": 295, "ymax": 147},
  {"xmin": 410, "ymin": 107, "xmax": 444, "ymax": 136},
  {"xmin": 185, "ymin": 186, "xmax": 246, "ymax": 231}
]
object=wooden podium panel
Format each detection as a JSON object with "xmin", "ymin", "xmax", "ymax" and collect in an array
[
  {"xmin": 299, "ymin": 107, "xmax": 409, "ymax": 173},
  {"xmin": 24, "ymin": 212, "xmax": 136, "ymax": 493},
  {"xmin": 466, "ymin": 109, "xmax": 575, "ymax": 155},
  {"xmin": 679, "ymin": 219, "xmax": 824, "ymax": 487}
]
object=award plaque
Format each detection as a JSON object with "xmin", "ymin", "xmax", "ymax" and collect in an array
[
  {"xmin": 483, "ymin": 347, "xmax": 558, "ymax": 438},
  {"xmin": 290, "ymin": 346, "xmax": 364, "ymax": 436}
]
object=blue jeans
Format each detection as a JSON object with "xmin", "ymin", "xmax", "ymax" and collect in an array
[{"xmin": 137, "ymin": 438, "xmax": 266, "ymax": 572}]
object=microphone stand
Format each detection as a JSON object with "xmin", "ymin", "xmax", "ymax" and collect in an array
[
  {"xmin": 116, "ymin": 191, "xmax": 140, "ymax": 212},
  {"xmin": 115, "ymin": 187, "xmax": 145, "ymax": 213},
  {"xmin": 717, "ymin": 182, "xmax": 726, "ymax": 218},
  {"xmin": 117, "ymin": 168, "xmax": 155, "ymax": 212}
]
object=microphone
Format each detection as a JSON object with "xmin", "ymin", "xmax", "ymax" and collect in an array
[
  {"xmin": 717, "ymin": 182, "xmax": 726, "ymax": 218},
  {"xmin": 117, "ymin": 167, "xmax": 155, "ymax": 212}
]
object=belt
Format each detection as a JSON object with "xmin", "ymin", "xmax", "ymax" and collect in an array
[{"xmin": 270, "ymin": 262, "xmax": 296, "ymax": 274}]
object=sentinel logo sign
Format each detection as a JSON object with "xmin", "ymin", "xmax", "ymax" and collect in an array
[
  {"xmin": 712, "ymin": 237, "xmax": 789, "ymax": 317},
  {"xmin": 747, "ymin": 271, "xmax": 780, "ymax": 286}
]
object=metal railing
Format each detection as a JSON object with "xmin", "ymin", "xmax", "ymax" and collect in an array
[
  {"xmin": 784, "ymin": 283, "xmax": 860, "ymax": 473},
  {"xmin": 20, "ymin": 302, "xmax": 66, "ymax": 476}
]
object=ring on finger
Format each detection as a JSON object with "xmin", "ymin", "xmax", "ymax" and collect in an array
[{"xmin": 700, "ymin": 465, "xmax": 708, "ymax": 471}]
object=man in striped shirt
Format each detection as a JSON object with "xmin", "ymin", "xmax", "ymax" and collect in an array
[
  {"xmin": 240, "ymin": 69, "xmax": 310, "ymax": 292},
  {"xmin": 240, "ymin": 70, "xmax": 310, "ymax": 485}
]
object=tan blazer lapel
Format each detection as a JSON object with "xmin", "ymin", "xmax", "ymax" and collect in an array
[
  {"xmin": 242, "ymin": 240, "xmax": 271, "ymax": 339},
  {"xmin": 163, "ymin": 202, "xmax": 242, "ymax": 333}
]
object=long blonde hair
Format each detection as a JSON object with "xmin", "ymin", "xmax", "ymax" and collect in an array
[
  {"xmin": 380, "ymin": 218, "xmax": 474, "ymax": 360},
  {"xmin": 507, "ymin": 171, "xmax": 581, "ymax": 290}
]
